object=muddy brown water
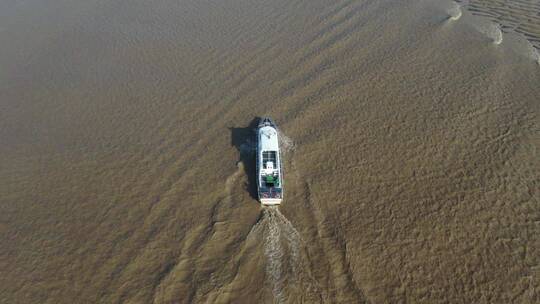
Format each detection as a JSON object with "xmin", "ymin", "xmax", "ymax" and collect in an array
[{"xmin": 1, "ymin": 0, "xmax": 539, "ymax": 303}]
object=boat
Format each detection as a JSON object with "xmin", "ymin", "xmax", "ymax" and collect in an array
[{"xmin": 257, "ymin": 117, "xmax": 283, "ymax": 205}]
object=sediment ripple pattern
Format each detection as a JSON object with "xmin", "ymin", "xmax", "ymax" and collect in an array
[
  {"xmin": 0, "ymin": 0, "xmax": 539, "ymax": 303},
  {"xmin": 459, "ymin": 0, "xmax": 540, "ymax": 49}
]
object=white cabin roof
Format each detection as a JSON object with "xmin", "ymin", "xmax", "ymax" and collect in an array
[{"xmin": 259, "ymin": 126, "xmax": 279, "ymax": 151}]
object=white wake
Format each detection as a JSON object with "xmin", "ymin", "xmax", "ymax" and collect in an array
[
  {"xmin": 448, "ymin": 2, "xmax": 462, "ymax": 21},
  {"xmin": 529, "ymin": 44, "xmax": 540, "ymax": 65},
  {"xmin": 248, "ymin": 206, "xmax": 309, "ymax": 303},
  {"xmin": 481, "ymin": 23, "xmax": 503, "ymax": 44}
]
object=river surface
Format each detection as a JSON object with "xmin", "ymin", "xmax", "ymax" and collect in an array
[{"xmin": 1, "ymin": 0, "xmax": 539, "ymax": 303}]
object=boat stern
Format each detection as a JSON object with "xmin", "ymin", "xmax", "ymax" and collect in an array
[{"xmin": 260, "ymin": 198, "xmax": 282, "ymax": 206}]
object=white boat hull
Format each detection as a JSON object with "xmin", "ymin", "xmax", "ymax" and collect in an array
[
  {"xmin": 256, "ymin": 117, "xmax": 283, "ymax": 205},
  {"xmin": 260, "ymin": 198, "xmax": 282, "ymax": 205}
]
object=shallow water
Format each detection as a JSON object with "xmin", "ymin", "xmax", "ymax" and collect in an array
[{"xmin": 1, "ymin": 0, "xmax": 539, "ymax": 303}]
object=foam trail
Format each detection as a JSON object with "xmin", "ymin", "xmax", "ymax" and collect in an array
[
  {"xmin": 247, "ymin": 206, "xmax": 309, "ymax": 303},
  {"xmin": 476, "ymin": 22, "xmax": 503, "ymax": 45},
  {"xmin": 531, "ymin": 46, "xmax": 540, "ymax": 65},
  {"xmin": 266, "ymin": 207, "xmax": 286, "ymax": 303},
  {"xmin": 490, "ymin": 24, "xmax": 503, "ymax": 44},
  {"xmin": 270, "ymin": 207, "xmax": 302, "ymax": 275},
  {"xmin": 448, "ymin": 2, "xmax": 462, "ymax": 21},
  {"xmin": 247, "ymin": 208, "xmax": 284, "ymax": 303}
]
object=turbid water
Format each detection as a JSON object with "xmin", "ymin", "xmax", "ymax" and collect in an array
[{"xmin": 1, "ymin": 0, "xmax": 539, "ymax": 303}]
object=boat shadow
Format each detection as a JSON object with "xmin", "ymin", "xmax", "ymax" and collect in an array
[{"xmin": 230, "ymin": 117, "xmax": 261, "ymax": 201}]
